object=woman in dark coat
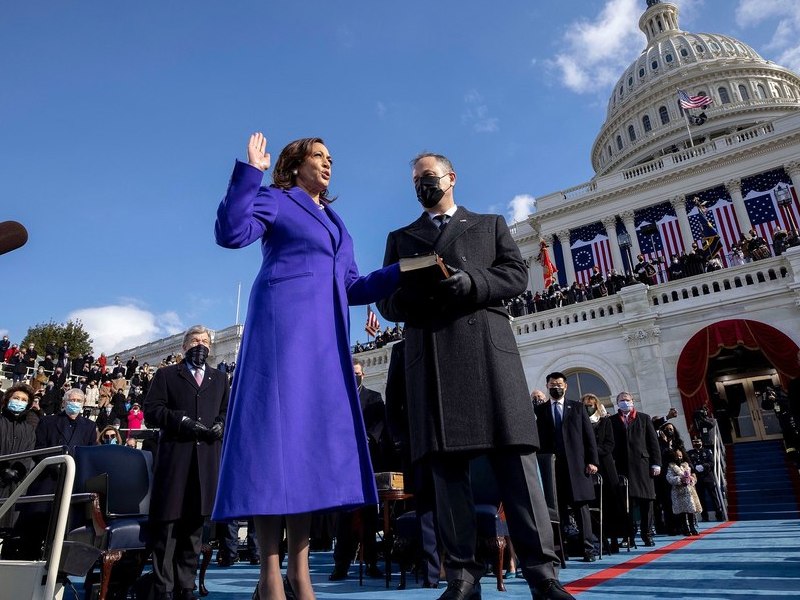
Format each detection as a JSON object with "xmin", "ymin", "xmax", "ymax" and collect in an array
[
  {"xmin": 582, "ymin": 394, "xmax": 624, "ymax": 553},
  {"xmin": 0, "ymin": 384, "xmax": 36, "ymax": 530},
  {"xmin": 213, "ymin": 133, "xmax": 399, "ymax": 600}
]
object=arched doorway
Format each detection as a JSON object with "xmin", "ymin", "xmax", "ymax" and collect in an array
[{"xmin": 676, "ymin": 319, "xmax": 800, "ymax": 443}]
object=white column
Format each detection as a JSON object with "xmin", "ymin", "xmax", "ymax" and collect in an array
[
  {"xmin": 602, "ymin": 216, "xmax": 624, "ymax": 272},
  {"xmin": 784, "ymin": 162, "xmax": 800, "ymax": 233},
  {"xmin": 724, "ymin": 178, "xmax": 752, "ymax": 235},
  {"xmin": 620, "ymin": 210, "xmax": 642, "ymax": 259},
  {"xmin": 554, "ymin": 229, "xmax": 575, "ymax": 285},
  {"xmin": 670, "ymin": 195, "xmax": 693, "ymax": 252}
]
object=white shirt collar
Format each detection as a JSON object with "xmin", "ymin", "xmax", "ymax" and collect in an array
[{"xmin": 426, "ymin": 205, "xmax": 458, "ymax": 220}]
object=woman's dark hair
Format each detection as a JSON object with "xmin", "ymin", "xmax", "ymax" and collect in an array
[
  {"xmin": 3, "ymin": 383, "xmax": 35, "ymax": 406},
  {"xmin": 665, "ymin": 448, "xmax": 684, "ymax": 464},
  {"xmin": 271, "ymin": 137, "xmax": 334, "ymax": 203}
]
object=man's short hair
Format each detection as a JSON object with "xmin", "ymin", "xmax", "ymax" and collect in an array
[
  {"xmin": 352, "ymin": 358, "xmax": 363, "ymax": 368},
  {"xmin": 616, "ymin": 391, "xmax": 633, "ymax": 402},
  {"xmin": 546, "ymin": 371, "xmax": 567, "ymax": 383},
  {"xmin": 63, "ymin": 388, "xmax": 85, "ymax": 404},
  {"xmin": 182, "ymin": 325, "xmax": 212, "ymax": 348},
  {"xmin": 410, "ymin": 152, "xmax": 454, "ymax": 174}
]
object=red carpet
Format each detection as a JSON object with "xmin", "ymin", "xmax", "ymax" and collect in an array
[{"xmin": 565, "ymin": 521, "xmax": 735, "ymax": 594}]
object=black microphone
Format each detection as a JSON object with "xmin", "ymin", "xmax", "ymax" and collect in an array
[{"xmin": 0, "ymin": 221, "xmax": 28, "ymax": 256}]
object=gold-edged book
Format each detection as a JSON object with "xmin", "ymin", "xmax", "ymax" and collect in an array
[
  {"xmin": 375, "ymin": 471, "xmax": 405, "ymax": 491},
  {"xmin": 399, "ymin": 253, "xmax": 450, "ymax": 281}
]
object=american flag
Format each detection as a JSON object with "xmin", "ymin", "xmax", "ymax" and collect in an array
[
  {"xmin": 686, "ymin": 187, "xmax": 741, "ymax": 266},
  {"xmin": 741, "ymin": 168, "xmax": 800, "ymax": 242},
  {"xmin": 635, "ymin": 203, "xmax": 684, "ymax": 283},
  {"xmin": 570, "ymin": 222, "xmax": 613, "ymax": 285},
  {"xmin": 678, "ymin": 89, "xmax": 713, "ymax": 110},
  {"xmin": 365, "ymin": 305, "xmax": 380, "ymax": 338}
]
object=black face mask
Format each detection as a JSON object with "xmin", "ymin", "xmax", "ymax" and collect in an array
[
  {"xmin": 355, "ymin": 374, "xmax": 363, "ymax": 387},
  {"xmin": 415, "ymin": 175, "xmax": 447, "ymax": 209},
  {"xmin": 186, "ymin": 345, "xmax": 209, "ymax": 368},
  {"xmin": 585, "ymin": 405, "xmax": 596, "ymax": 416},
  {"xmin": 549, "ymin": 387, "xmax": 565, "ymax": 400}
]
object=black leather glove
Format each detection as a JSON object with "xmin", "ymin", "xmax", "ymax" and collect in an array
[
  {"xmin": 209, "ymin": 421, "xmax": 224, "ymax": 441},
  {"xmin": 181, "ymin": 416, "xmax": 210, "ymax": 440},
  {"xmin": 438, "ymin": 266, "xmax": 473, "ymax": 297}
]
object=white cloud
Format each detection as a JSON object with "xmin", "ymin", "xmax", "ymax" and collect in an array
[
  {"xmin": 507, "ymin": 194, "xmax": 537, "ymax": 224},
  {"xmin": 735, "ymin": 0, "xmax": 800, "ymax": 71},
  {"xmin": 462, "ymin": 89, "xmax": 499, "ymax": 133},
  {"xmin": 376, "ymin": 101, "xmax": 387, "ymax": 118},
  {"xmin": 547, "ymin": 0, "xmax": 643, "ymax": 94},
  {"xmin": 68, "ymin": 304, "xmax": 184, "ymax": 354}
]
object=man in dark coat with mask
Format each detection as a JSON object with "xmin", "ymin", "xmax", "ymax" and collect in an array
[
  {"xmin": 144, "ymin": 325, "xmax": 229, "ymax": 600},
  {"xmin": 534, "ymin": 372, "xmax": 599, "ymax": 562},
  {"xmin": 377, "ymin": 152, "xmax": 572, "ymax": 600}
]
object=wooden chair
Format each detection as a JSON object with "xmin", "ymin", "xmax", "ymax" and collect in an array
[
  {"xmin": 68, "ymin": 445, "xmax": 153, "ymax": 600},
  {"xmin": 535, "ymin": 453, "xmax": 566, "ymax": 568}
]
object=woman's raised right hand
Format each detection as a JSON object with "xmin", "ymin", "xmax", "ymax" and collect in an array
[{"xmin": 247, "ymin": 132, "xmax": 271, "ymax": 172}]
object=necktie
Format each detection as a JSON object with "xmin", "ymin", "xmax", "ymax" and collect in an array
[
  {"xmin": 433, "ymin": 214, "xmax": 449, "ymax": 230},
  {"xmin": 194, "ymin": 368, "xmax": 203, "ymax": 386},
  {"xmin": 554, "ymin": 402, "xmax": 564, "ymax": 452}
]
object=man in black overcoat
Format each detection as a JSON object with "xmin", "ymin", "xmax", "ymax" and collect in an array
[
  {"xmin": 144, "ymin": 325, "xmax": 229, "ymax": 600},
  {"xmin": 534, "ymin": 372, "xmax": 599, "ymax": 561},
  {"xmin": 377, "ymin": 153, "xmax": 572, "ymax": 600},
  {"xmin": 609, "ymin": 391, "xmax": 661, "ymax": 547}
]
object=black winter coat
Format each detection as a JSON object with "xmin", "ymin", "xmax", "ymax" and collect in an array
[
  {"xmin": 143, "ymin": 361, "xmax": 229, "ymax": 521},
  {"xmin": 610, "ymin": 411, "xmax": 660, "ymax": 500},
  {"xmin": 377, "ymin": 207, "xmax": 537, "ymax": 461}
]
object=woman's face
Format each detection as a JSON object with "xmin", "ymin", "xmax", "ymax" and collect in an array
[{"xmin": 295, "ymin": 142, "xmax": 332, "ymax": 199}]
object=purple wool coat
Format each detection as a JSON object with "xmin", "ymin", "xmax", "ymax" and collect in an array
[{"xmin": 212, "ymin": 161, "xmax": 399, "ymax": 519}]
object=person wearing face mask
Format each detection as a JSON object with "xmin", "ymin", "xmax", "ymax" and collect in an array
[
  {"xmin": 377, "ymin": 153, "xmax": 574, "ymax": 600},
  {"xmin": 97, "ymin": 425, "xmax": 123, "ymax": 446},
  {"xmin": 580, "ymin": 394, "xmax": 623, "ymax": 553},
  {"xmin": 0, "ymin": 384, "xmax": 36, "ymax": 531},
  {"xmin": 534, "ymin": 373, "xmax": 599, "ymax": 563},
  {"xmin": 609, "ymin": 392, "xmax": 661, "ymax": 548},
  {"xmin": 144, "ymin": 325, "xmax": 229, "ymax": 600},
  {"xmin": 212, "ymin": 134, "xmax": 400, "ymax": 600},
  {"xmin": 34, "ymin": 388, "xmax": 97, "ymax": 454}
]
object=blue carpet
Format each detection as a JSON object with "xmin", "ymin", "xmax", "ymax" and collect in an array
[
  {"xmin": 728, "ymin": 441, "xmax": 800, "ymax": 520},
  {"xmin": 70, "ymin": 520, "xmax": 795, "ymax": 599}
]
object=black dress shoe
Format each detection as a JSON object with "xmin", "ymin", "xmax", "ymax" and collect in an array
[
  {"xmin": 437, "ymin": 579, "xmax": 481, "ymax": 600},
  {"xmin": 329, "ymin": 565, "xmax": 349, "ymax": 581},
  {"xmin": 583, "ymin": 550, "xmax": 598, "ymax": 562},
  {"xmin": 422, "ymin": 580, "xmax": 439, "ymax": 589},
  {"xmin": 177, "ymin": 590, "xmax": 199, "ymax": 600},
  {"xmin": 366, "ymin": 564, "xmax": 384, "ymax": 578},
  {"xmin": 642, "ymin": 537, "xmax": 656, "ymax": 547},
  {"xmin": 534, "ymin": 579, "xmax": 575, "ymax": 600}
]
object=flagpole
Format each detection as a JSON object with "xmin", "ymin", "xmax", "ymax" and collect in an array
[
  {"xmin": 235, "ymin": 282, "xmax": 241, "ymax": 325},
  {"xmin": 682, "ymin": 109, "xmax": 695, "ymax": 148}
]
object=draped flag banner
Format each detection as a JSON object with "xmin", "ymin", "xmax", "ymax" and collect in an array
[
  {"xmin": 365, "ymin": 305, "xmax": 380, "ymax": 337},
  {"xmin": 741, "ymin": 169, "xmax": 800, "ymax": 241},
  {"xmin": 537, "ymin": 239, "xmax": 558, "ymax": 289},
  {"xmin": 635, "ymin": 203, "xmax": 684, "ymax": 283},
  {"xmin": 686, "ymin": 187, "xmax": 740, "ymax": 266},
  {"xmin": 570, "ymin": 222, "xmax": 613, "ymax": 285}
]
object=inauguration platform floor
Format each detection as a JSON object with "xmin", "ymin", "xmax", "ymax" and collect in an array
[{"xmin": 80, "ymin": 519, "xmax": 797, "ymax": 600}]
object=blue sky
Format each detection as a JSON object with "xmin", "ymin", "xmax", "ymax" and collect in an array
[{"xmin": 2, "ymin": 0, "xmax": 797, "ymax": 353}]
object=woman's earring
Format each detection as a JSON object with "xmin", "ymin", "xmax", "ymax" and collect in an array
[{"xmin": 291, "ymin": 169, "xmax": 298, "ymax": 176}]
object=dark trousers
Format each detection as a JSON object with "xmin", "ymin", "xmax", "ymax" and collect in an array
[
  {"xmin": 413, "ymin": 460, "xmax": 440, "ymax": 585},
  {"xmin": 151, "ymin": 516, "xmax": 204, "ymax": 593},
  {"xmin": 429, "ymin": 448, "xmax": 560, "ymax": 587},
  {"xmin": 333, "ymin": 505, "xmax": 379, "ymax": 569},
  {"xmin": 630, "ymin": 497, "xmax": 654, "ymax": 542},
  {"xmin": 554, "ymin": 456, "xmax": 596, "ymax": 553}
]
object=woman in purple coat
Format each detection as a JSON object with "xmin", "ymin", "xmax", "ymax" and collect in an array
[{"xmin": 213, "ymin": 133, "xmax": 399, "ymax": 599}]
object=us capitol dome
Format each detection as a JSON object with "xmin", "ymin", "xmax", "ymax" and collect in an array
[{"xmin": 593, "ymin": 0, "xmax": 800, "ymax": 176}]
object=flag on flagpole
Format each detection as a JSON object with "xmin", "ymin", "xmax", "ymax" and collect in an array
[
  {"xmin": 678, "ymin": 89, "xmax": 713, "ymax": 110},
  {"xmin": 365, "ymin": 305, "xmax": 380, "ymax": 338},
  {"xmin": 536, "ymin": 239, "xmax": 558, "ymax": 288}
]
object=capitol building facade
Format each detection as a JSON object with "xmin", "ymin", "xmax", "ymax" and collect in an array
[{"xmin": 121, "ymin": 1, "xmax": 800, "ymax": 445}]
